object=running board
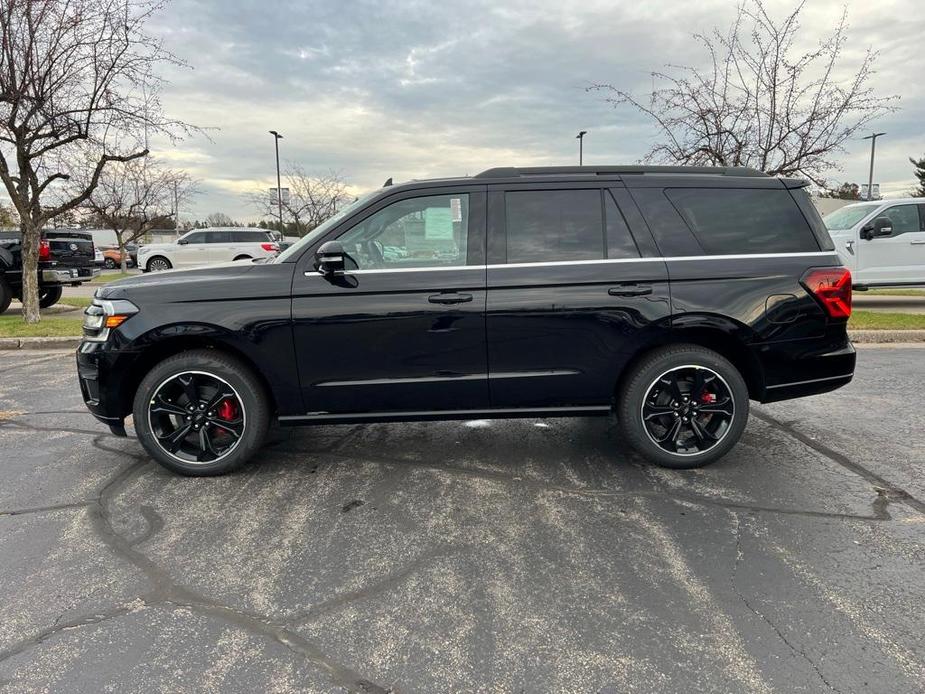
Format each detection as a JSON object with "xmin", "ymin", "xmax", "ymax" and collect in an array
[{"xmin": 277, "ymin": 406, "xmax": 612, "ymax": 426}]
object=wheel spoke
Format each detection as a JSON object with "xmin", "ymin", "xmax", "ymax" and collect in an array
[
  {"xmin": 699, "ymin": 397, "xmax": 733, "ymax": 416},
  {"xmin": 157, "ymin": 422, "xmax": 192, "ymax": 452},
  {"xmin": 660, "ymin": 374, "xmax": 684, "ymax": 402},
  {"xmin": 644, "ymin": 406, "xmax": 675, "ymax": 421},
  {"xmin": 198, "ymin": 427, "xmax": 220, "ymax": 460},
  {"xmin": 150, "ymin": 394, "xmax": 188, "ymax": 418},
  {"xmin": 210, "ymin": 419, "xmax": 242, "ymax": 439},
  {"xmin": 655, "ymin": 417, "xmax": 683, "ymax": 445},
  {"xmin": 690, "ymin": 418, "xmax": 718, "ymax": 445},
  {"xmin": 203, "ymin": 386, "xmax": 236, "ymax": 413},
  {"xmin": 176, "ymin": 374, "xmax": 200, "ymax": 406}
]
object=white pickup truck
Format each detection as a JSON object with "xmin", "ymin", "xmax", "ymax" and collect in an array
[{"xmin": 824, "ymin": 198, "xmax": 925, "ymax": 289}]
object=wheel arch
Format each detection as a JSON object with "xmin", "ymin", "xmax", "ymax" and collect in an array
[
  {"xmin": 115, "ymin": 333, "xmax": 278, "ymax": 420},
  {"xmin": 614, "ymin": 320, "xmax": 766, "ymax": 403}
]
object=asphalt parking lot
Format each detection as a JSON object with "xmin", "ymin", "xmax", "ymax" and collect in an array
[{"xmin": 1, "ymin": 347, "xmax": 923, "ymax": 693}]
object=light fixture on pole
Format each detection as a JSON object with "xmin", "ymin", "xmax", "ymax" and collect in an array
[
  {"xmin": 862, "ymin": 132, "xmax": 886, "ymax": 201},
  {"xmin": 576, "ymin": 131, "xmax": 587, "ymax": 166},
  {"xmin": 269, "ymin": 130, "xmax": 284, "ymax": 233}
]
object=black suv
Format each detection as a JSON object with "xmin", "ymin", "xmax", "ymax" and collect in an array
[{"xmin": 77, "ymin": 166, "xmax": 855, "ymax": 475}]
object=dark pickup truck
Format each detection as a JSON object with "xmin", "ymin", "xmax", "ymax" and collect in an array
[{"xmin": 0, "ymin": 229, "xmax": 99, "ymax": 312}]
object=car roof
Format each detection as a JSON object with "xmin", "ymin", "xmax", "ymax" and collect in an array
[{"xmin": 839, "ymin": 197, "xmax": 924, "ymax": 206}]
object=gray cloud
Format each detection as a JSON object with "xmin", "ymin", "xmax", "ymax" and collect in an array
[{"xmin": 147, "ymin": 0, "xmax": 925, "ymax": 221}]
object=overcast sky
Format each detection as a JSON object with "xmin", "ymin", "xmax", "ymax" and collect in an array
[{"xmin": 147, "ymin": 0, "xmax": 924, "ymax": 222}]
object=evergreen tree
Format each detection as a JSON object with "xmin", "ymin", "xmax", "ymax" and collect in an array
[{"xmin": 910, "ymin": 155, "xmax": 925, "ymax": 197}]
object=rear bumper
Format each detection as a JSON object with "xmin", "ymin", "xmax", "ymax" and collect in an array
[
  {"xmin": 42, "ymin": 267, "xmax": 99, "ymax": 284},
  {"xmin": 756, "ymin": 334, "xmax": 856, "ymax": 403}
]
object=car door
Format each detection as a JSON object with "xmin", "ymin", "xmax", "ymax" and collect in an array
[
  {"xmin": 174, "ymin": 232, "xmax": 209, "ymax": 267},
  {"xmin": 290, "ymin": 187, "xmax": 489, "ymax": 416},
  {"xmin": 856, "ymin": 204, "xmax": 925, "ymax": 284},
  {"xmin": 485, "ymin": 184, "xmax": 671, "ymax": 410}
]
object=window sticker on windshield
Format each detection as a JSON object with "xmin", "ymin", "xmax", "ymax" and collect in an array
[
  {"xmin": 425, "ymin": 207, "xmax": 454, "ymax": 239},
  {"xmin": 450, "ymin": 197, "xmax": 462, "ymax": 223}
]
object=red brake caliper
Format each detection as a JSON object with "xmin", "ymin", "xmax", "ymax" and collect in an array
[
  {"xmin": 701, "ymin": 392, "xmax": 716, "ymax": 404},
  {"xmin": 217, "ymin": 399, "xmax": 238, "ymax": 421}
]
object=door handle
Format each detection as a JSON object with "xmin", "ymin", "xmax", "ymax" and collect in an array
[
  {"xmin": 428, "ymin": 293, "xmax": 473, "ymax": 305},
  {"xmin": 911, "ymin": 240, "xmax": 925, "ymax": 245},
  {"xmin": 608, "ymin": 284, "xmax": 653, "ymax": 297}
]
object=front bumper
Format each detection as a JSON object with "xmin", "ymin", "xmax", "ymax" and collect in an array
[
  {"xmin": 42, "ymin": 267, "xmax": 100, "ymax": 284},
  {"xmin": 76, "ymin": 342, "xmax": 136, "ymax": 436}
]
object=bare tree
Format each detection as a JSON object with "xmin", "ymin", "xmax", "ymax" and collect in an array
[
  {"xmin": 0, "ymin": 0, "xmax": 193, "ymax": 323},
  {"xmin": 249, "ymin": 167, "xmax": 350, "ymax": 236},
  {"xmin": 83, "ymin": 158, "xmax": 198, "ymax": 272},
  {"xmin": 589, "ymin": 1, "xmax": 898, "ymax": 185},
  {"xmin": 204, "ymin": 211, "xmax": 235, "ymax": 227}
]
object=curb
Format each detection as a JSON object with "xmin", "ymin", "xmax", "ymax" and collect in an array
[
  {"xmin": 848, "ymin": 329, "xmax": 925, "ymax": 343},
  {"xmin": 0, "ymin": 336, "xmax": 82, "ymax": 350},
  {"xmin": 2, "ymin": 330, "xmax": 925, "ymax": 351}
]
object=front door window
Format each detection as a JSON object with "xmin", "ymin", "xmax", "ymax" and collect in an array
[{"xmin": 338, "ymin": 194, "xmax": 469, "ymax": 270}]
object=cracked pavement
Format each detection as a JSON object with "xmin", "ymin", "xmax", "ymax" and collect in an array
[{"xmin": 0, "ymin": 346, "xmax": 923, "ymax": 693}]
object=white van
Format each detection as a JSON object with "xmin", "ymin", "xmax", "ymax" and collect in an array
[{"xmin": 823, "ymin": 198, "xmax": 925, "ymax": 289}]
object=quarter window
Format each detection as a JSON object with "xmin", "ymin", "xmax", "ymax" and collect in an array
[
  {"xmin": 338, "ymin": 194, "xmax": 469, "ymax": 270},
  {"xmin": 505, "ymin": 189, "xmax": 604, "ymax": 263},
  {"xmin": 605, "ymin": 190, "xmax": 640, "ymax": 259},
  {"xmin": 665, "ymin": 188, "xmax": 820, "ymax": 255}
]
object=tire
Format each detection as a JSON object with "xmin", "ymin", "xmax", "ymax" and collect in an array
[
  {"xmin": 38, "ymin": 286, "xmax": 63, "ymax": 309},
  {"xmin": 132, "ymin": 349, "xmax": 271, "ymax": 476},
  {"xmin": 233, "ymin": 255, "xmax": 252, "ymax": 262},
  {"xmin": 104, "ymin": 258, "xmax": 116, "ymax": 269},
  {"xmin": 616, "ymin": 344, "xmax": 749, "ymax": 469},
  {"xmin": 146, "ymin": 256, "xmax": 172, "ymax": 272},
  {"xmin": 0, "ymin": 279, "xmax": 11, "ymax": 314}
]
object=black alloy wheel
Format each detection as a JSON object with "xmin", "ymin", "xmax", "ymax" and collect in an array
[
  {"xmin": 147, "ymin": 371, "xmax": 246, "ymax": 465},
  {"xmin": 641, "ymin": 365, "xmax": 735, "ymax": 456}
]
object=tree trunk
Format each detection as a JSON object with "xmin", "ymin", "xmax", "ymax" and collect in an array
[
  {"xmin": 117, "ymin": 231, "xmax": 127, "ymax": 273},
  {"xmin": 19, "ymin": 219, "xmax": 41, "ymax": 324}
]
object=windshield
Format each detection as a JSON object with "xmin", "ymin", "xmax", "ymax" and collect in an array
[
  {"xmin": 274, "ymin": 191, "xmax": 379, "ymax": 262},
  {"xmin": 823, "ymin": 203, "xmax": 880, "ymax": 230}
]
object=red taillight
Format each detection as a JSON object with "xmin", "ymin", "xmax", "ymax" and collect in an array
[
  {"xmin": 261, "ymin": 242, "xmax": 279, "ymax": 252},
  {"xmin": 801, "ymin": 266, "xmax": 852, "ymax": 319},
  {"xmin": 39, "ymin": 239, "xmax": 51, "ymax": 261}
]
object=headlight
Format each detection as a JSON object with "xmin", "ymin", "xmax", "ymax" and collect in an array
[{"xmin": 82, "ymin": 298, "xmax": 139, "ymax": 342}]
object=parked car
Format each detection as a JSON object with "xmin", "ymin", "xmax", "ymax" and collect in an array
[
  {"xmin": 78, "ymin": 165, "xmax": 854, "ymax": 476},
  {"xmin": 137, "ymin": 228, "xmax": 280, "ymax": 272},
  {"xmin": 95, "ymin": 246, "xmax": 105, "ymax": 267},
  {"xmin": 1, "ymin": 229, "xmax": 99, "ymax": 311},
  {"xmin": 101, "ymin": 246, "xmax": 135, "ymax": 269},
  {"xmin": 824, "ymin": 198, "xmax": 925, "ymax": 289},
  {"xmin": 125, "ymin": 242, "xmax": 139, "ymax": 267}
]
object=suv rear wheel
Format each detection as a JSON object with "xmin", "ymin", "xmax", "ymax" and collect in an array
[
  {"xmin": 0, "ymin": 279, "xmax": 11, "ymax": 314},
  {"xmin": 39, "ymin": 286, "xmax": 63, "ymax": 308},
  {"xmin": 133, "ymin": 350, "xmax": 270, "ymax": 476},
  {"xmin": 617, "ymin": 345, "xmax": 749, "ymax": 469}
]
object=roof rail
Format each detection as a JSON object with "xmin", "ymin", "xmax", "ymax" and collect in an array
[{"xmin": 474, "ymin": 165, "xmax": 768, "ymax": 179}]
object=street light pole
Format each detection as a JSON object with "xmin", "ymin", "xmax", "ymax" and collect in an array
[
  {"xmin": 576, "ymin": 131, "xmax": 587, "ymax": 166},
  {"xmin": 269, "ymin": 130, "xmax": 284, "ymax": 233},
  {"xmin": 862, "ymin": 132, "xmax": 886, "ymax": 201}
]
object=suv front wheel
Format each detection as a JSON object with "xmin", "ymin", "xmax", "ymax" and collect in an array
[
  {"xmin": 617, "ymin": 345, "xmax": 749, "ymax": 469},
  {"xmin": 133, "ymin": 350, "xmax": 270, "ymax": 475}
]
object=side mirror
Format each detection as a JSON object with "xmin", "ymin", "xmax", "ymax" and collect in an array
[
  {"xmin": 315, "ymin": 240, "xmax": 346, "ymax": 275},
  {"xmin": 177, "ymin": 238, "xmax": 188, "ymax": 245},
  {"xmin": 861, "ymin": 217, "xmax": 893, "ymax": 240}
]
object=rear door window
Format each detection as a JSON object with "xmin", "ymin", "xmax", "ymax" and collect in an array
[
  {"xmin": 665, "ymin": 188, "xmax": 820, "ymax": 255},
  {"xmin": 504, "ymin": 189, "xmax": 603, "ymax": 263}
]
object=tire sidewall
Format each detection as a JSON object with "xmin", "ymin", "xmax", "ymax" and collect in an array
[
  {"xmin": 38, "ymin": 286, "xmax": 63, "ymax": 308},
  {"xmin": 132, "ymin": 351, "xmax": 269, "ymax": 475},
  {"xmin": 0, "ymin": 279, "xmax": 11, "ymax": 314},
  {"xmin": 147, "ymin": 257, "xmax": 171, "ymax": 272},
  {"xmin": 618, "ymin": 346, "xmax": 749, "ymax": 469}
]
